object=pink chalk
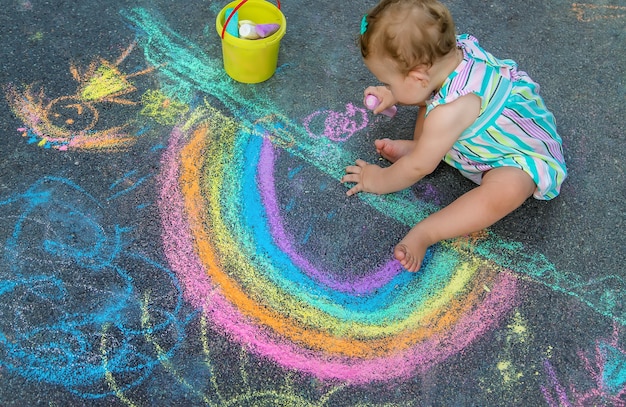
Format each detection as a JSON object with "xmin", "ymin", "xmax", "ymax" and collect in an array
[
  {"xmin": 255, "ymin": 23, "xmax": 280, "ymax": 38},
  {"xmin": 365, "ymin": 94, "xmax": 397, "ymax": 118}
]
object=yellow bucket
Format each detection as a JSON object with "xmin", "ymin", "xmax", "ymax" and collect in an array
[{"xmin": 216, "ymin": 0, "xmax": 287, "ymax": 83}]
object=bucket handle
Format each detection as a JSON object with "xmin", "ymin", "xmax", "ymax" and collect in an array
[{"xmin": 221, "ymin": 0, "xmax": 281, "ymax": 39}]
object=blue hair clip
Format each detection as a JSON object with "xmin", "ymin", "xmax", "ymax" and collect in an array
[{"xmin": 360, "ymin": 14, "xmax": 368, "ymax": 35}]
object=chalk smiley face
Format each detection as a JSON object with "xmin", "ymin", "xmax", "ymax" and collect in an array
[{"xmin": 45, "ymin": 95, "xmax": 98, "ymax": 133}]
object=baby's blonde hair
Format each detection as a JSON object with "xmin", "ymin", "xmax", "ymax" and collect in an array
[{"xmin": 360, "ymin": 0, "xmax": 457, "ymax": 74}]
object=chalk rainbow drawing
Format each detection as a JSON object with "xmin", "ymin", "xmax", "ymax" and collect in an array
[
  {"xmin": 5, "ymin": 42, "xmax": 153, "ymax": 151},
  {"xmin": 120, "ymin": 7, "xmax": 626, "ymax": 383},
  {"xmin": 158, "ymin": 103, "xmax": 519, "ymax": 383}
]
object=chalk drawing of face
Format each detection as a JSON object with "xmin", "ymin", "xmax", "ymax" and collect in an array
[
  {"xmin": 5, "ymin": 42, "xmax": 153, "ymax": 151},
  {"xmin": 45, "ymin": 95, "xmax": 98, "ymax": 133}
]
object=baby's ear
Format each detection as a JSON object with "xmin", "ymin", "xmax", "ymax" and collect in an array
[{"xmin": 408, "ymin": 67, "xmax": 429, "ymax": 87}]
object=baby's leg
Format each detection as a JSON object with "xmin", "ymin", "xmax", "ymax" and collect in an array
[{"xmin": 395, "ymin": 167, "xmax": 536, "ymax": 272}]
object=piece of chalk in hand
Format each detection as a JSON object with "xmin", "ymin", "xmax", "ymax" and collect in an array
[{"xmin": 365, "ymin": 94, "xmax": 397, "ymax": 118}]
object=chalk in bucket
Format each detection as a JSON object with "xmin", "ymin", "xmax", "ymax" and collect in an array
[{"xmin": 216, "ymin": 0, "xmax": 286, "ymax": 83}]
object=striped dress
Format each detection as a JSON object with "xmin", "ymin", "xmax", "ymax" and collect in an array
[{"xmin": 426, "ymin": 34, "xmax": 567, "ymax": 200}]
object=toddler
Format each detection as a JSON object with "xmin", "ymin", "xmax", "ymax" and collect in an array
[{"xmin": 341, "ymin": 0, "xmax": 567, "ymax": 272}]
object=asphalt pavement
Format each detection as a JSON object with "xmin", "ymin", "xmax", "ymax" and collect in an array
[{"xmin": 0, "ymin": 0, "xmax": 624, "ymax": 405}]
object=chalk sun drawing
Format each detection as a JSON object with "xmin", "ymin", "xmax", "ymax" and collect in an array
[
  {"xmin": 5, "ymin": 42, "xmax": 153, "ymax": 151},
  {"xmin": 124, "ymin": 6, "xmax": 626, "ymax": 383}
]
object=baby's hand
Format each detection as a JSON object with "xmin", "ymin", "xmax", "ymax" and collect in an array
[
  {"xmin": 341, "ymin": 159, "xmax": 383, "ymax": 196},
  {"xmin": 363, "ymin": 86, "xmax": 396, "ymax": 114}
]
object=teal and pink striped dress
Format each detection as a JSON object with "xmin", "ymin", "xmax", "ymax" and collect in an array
[{"xmin": 426, "ymin": 34, "xmax": 567, "ymax": 200}]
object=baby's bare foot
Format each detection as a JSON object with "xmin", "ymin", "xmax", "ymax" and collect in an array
[
  {"xmin": 394, "ymin": 238, "xmax": 429, "ymax": 273},
  {"xmin": 374, "ymin": 138, "xmax": 415, "ymax": 163}
]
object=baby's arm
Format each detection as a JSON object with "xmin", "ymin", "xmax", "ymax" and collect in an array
[{"xmin": 342, "ymin": 94, "xmax": 480, "ymax": 196}]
